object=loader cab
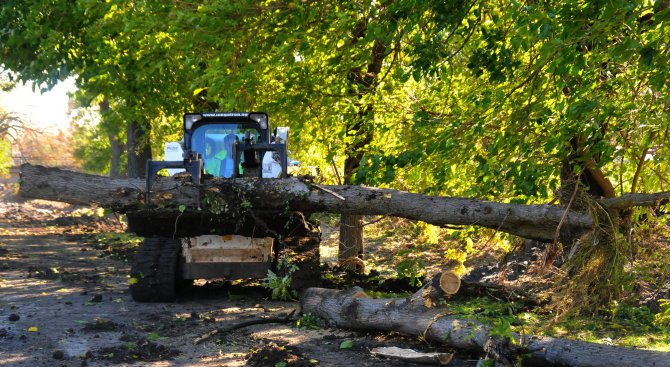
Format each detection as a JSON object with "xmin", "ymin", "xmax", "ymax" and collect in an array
[{"xmin": 183, "ymin": 112, "xmax": 280, "ymax": 178}]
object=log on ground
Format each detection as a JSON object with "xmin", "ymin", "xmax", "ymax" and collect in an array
[{"xmin": 300, "ymin": 286, "xmax": 670, "ymax": 367}]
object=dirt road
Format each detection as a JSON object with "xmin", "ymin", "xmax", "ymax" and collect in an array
[{"xmin": 0, "ymin": 194, "xmax": 470, "ymax": 367}]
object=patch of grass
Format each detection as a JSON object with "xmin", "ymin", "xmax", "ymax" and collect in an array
[
  {"xmin": 442, "ymin": 296, "xmax": 670, "ymax": 351},
  {"xmin": 542, "ymin": 308, "xmax": 670, "ymax": 351}
]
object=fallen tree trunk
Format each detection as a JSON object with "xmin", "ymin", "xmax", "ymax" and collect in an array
[
  {"xmin": 18, "ymin": 164, "xmax": 590, "ymax": 241},
  {"xmin": 18, "ymin": 164, "xmax": 668, "ymax": 242},
  {"xmin": 300, "ymin": 286, "xmax": 670, "ymax": 367}
]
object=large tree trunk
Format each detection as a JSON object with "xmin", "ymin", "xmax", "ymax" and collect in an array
[
  {"xmin": 109, "ymin": 133, "xmax": 124, "ymax": 178},
  {"xmin": 20, "ymin": 164, "xmax": 668, "ymax": 241},
  {"xmin": 126, "ymin": 119, "xmax": 151, "ymax": 178},
  {"xmin": 20, "ymin": 164, "xmax": 597, "ymax": 242},
  {"xmin": 300, "ymin": 286, "xmax": 670, "ymax": 367},
  {"xmin": 99, "ymin": 100, "xmax": 124, "ymax": 179}
]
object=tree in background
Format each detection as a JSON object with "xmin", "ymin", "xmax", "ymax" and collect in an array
[
  {"xmin": 0, "ymin": 109, "xmax": 25, "ymax": 178},
  {"xmin": 0, "ymin": 1, "xmax": 195, "ymax": 177}
]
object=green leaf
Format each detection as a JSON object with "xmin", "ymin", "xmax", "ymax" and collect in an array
[
  {"xmin": 146, "ymin": 332, "xmax": 161, "ymax": 341},
  {"xmin": 339, "ymin": 339, "xmax": 353, "ymax": 349}
]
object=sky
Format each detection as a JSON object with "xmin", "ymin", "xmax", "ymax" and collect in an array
[{"xmin": 0, "ymin": 78, "xmax": 77, "ymax": 133}]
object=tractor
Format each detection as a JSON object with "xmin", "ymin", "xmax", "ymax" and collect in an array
[{"xmin": 126, "ymin": 112, "xmax": 320, "ymax": 302}]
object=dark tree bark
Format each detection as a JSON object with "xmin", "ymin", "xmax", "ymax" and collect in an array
[
  {"xmin": 109, "ymin": 133, "xmax": 124, "ymax": 178},
  {"xmin": 300, "ymin": 286, "xmax": 670, "ymax": 367},
  {"xmin": 126, "ymin": 119, "xmax": 151, "ymax": 178},
  {"xmin": 98, "ymin": 100, "xmax": 124, "ymax": 178},
  {"xmin": 338, "ymin": 214, "xmax": 365, "ymax": 271}
]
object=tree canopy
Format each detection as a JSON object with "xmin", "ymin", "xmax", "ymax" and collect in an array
[{"xmin": 0, "ymin": 0, "xmax": 668, "ymax": 198}]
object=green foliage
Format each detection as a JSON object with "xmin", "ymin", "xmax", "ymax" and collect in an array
[
  {"xmin": 607, "ymin": 302, "xmax": 656, "ymax": 330},
  {"xmin": 489, "ymin": 318, "xmax": 516, "ymax": 344},
  {"xmin": 263, "ymin": 255, "xmax": 298, "ymax": 301},
  {"xmin": 394, "ymin": 256, "xmax": 425, "ymax": 288},
  {"xmin": 0, "ymin": 137, "xmax": 10, "ymax": 178},
  {"xmin": 202, "ymin": 192, "xmax": 228, "ymax": 215},
  {"xmin": 655, "ymin": 300, "xmax": 670, "ymax": 328},
  {"xmin": 2, "ymin": 0, "xmax": 669, "ymax": 313},
  {"xmin": 295, "ymin": 313, "xmax": 326, "ymax": 330},
  {"xmin": 71, "ymin": 113, "xmax": 116, "ymax": 174},
  {"xmin": 2, "ymin": 0, "xmax": 667, "ymax": 203},
  {"xmin": 146, "ymin": 331, "xmax": 162, "ymax": 341}
]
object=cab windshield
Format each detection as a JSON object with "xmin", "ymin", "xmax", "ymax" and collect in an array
[{"xmin": 191, "ymin": 123, "xmax": 261, "ymax": 177}]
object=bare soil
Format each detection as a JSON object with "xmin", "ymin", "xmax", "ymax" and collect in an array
[{"xmin": 0, "ymin": 190, "xmax": 477, "ymax": 367}]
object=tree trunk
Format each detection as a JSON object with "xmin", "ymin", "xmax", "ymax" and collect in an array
[
  {"xmin": 559, "ymin": 137, "xmax": 617, "ymax": 248},
  {"xmin": 300, "ymin": 286, "xmax": 670, "ymax": 367},
  {"xmin": 19, "ymin": 163, "xmax": 598, "ymax": 242},
  {"xmin": 338, "ymin": 19, "xmax": 388, "ymax": 271},
  {"xmin": 109, "ymin": 133, "xmax": 123, "ymax": 178},
  {"xmin": 19, "ymin": 164, "xmax": 670, "ymax": 240},
  {"xmin": 126, "ymin": 119, "xmax": 151, "ymax": 178},
  {"xmin": 338, "ymin": 214, "xmax": 364, "ymax": 271},
  {"xmin": 98, "ymin": 99, "xmax": 124, "ymax": 178}
]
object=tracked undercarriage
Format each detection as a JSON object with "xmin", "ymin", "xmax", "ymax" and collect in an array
[{"xmin": 127, "ymin": 210, "xmax": 321, "ymax": 302}]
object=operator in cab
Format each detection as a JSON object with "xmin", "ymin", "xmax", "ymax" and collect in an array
[{"xmin": 204, "ymin": 134, "xmax": 237, "ymax": 178}]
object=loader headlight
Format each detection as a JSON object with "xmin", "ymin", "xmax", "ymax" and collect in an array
[
  {"xmin": 184, "ymin": 113, "xmax": 202, "ymax": 130},
  {"xmin": 249, "ymin": 113, "xmax": 268, "ymax": 130}
]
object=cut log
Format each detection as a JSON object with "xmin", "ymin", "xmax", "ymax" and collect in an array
[
  {"xmin": 408, "ymin": 271, "xmax": 461, "ymax": 309},
  {"xmin": 300, "ymin": 286, "xmax": 670, "ymax": 367},
  {"xmin": 439, "ymin": 271, "xmax": 461, "ymax": 294},
  {"xmin": 18, "ymin": 164, "xmax": 669, "ymax": 241}
]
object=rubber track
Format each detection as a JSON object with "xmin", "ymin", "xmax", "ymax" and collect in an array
[
  {"xmin": 282, "ymin": 221, "xmax": 321, "ymax": 290},
  {"xmin": 130, "ymin": 237, "xmax": 181, "ymax": 302}
]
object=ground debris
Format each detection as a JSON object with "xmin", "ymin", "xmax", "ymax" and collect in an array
[
  {"xmin": 82, "ymin": 318, "xmax": 124, "ymax": 332},
  {"xmin": 245, "ymin": 342, "xmax": 312, "ymax": 367},
  {"xmin": 91, "ymin": 338, "xmax": 181, "ymax": 364}
]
